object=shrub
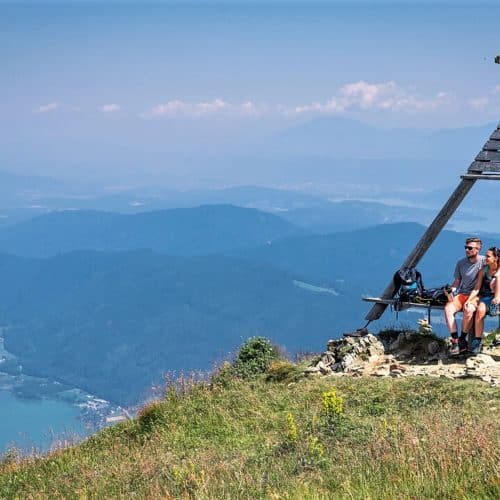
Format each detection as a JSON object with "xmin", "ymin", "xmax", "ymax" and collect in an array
[
  {"xmin": 232, "ymin": 336, "xmax": 281, "ymax": 379},
  {"xmin": 265, "ymin": 360, "xmax": 302, "ymax": 383}
]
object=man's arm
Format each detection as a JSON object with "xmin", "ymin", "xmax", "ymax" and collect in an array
[
  {"xmin": 466, "ymin": 268, "xmax": 484, "ymax": 305},
  {"xmin": 451, "ymin": 261, "xmax": 461, "ymax": 293}
]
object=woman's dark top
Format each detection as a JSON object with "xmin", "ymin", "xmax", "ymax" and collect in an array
[{"xmin": 480, "ymin": 265, "xmax": 494, "ymax": 297}]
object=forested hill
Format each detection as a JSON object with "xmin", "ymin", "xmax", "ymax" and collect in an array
[
  {"xmin": 0, "ymin": 250, "xmax": 355, "ymax": 405},
  {"xmin": 1, "ymin": 220, "xmax": 499, "ymax": 406},
  {"xmin": 0, "ymin": 205, "xmax": 305, "ymax": 258}
]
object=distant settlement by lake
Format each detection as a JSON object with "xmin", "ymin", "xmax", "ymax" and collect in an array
[{"xmin": 0, "ymin": 332, "xmax": 128, "ymax": 454}]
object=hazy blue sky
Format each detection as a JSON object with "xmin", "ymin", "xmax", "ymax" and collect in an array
[{"xmin": 1, "ymin": 1, "xmax": 499, "ymax": 181}]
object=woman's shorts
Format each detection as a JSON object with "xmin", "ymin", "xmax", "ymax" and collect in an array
[{"xmin": 480, "ymin": 296, "xmax": 493, "ymax": 307}]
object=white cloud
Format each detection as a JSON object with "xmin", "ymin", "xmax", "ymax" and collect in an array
[
  {"xmin": 143, "ymin": 99, "xmax": 271, "ymax": 118},
  {"xmin": 100, "ymin": 104, "xmax": 121, "ymax": 113},
  {"xmin": 34, "ymin": 101, "xmax": 60, "ymax": 114},
  {"xmin": 293, "ymin": 81, "xmax": 448, "ymax": 115},
  {"xmin": 469, "ymin": 97, "xmax": 489, "ymax": 110},
  {"xmin": 240, "ymin": 101, "xmax": 261, "ymax": 116},
  {"xmin": 142, "ymin": 84, "xmax": 452, "ymax": 120},
  {"xmin": 467, "ymin": 85, "xmax": 500, "ymax": 110},
  {"xmin": 146, "ymin": 98, "xmax": 228, "ymax": 118}
]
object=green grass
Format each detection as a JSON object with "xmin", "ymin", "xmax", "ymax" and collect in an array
[{"xmin": 1, "ymin": 371, "xmax": 499, "ymax": 498}]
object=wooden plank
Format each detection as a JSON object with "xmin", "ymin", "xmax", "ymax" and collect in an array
[
  {"xmin": 476, "ymin": 150, "xmax": 500, "ymax": 161},
  {"xmin": 483, "ymin": 140, "xmax": 500, "ymax": 151},
  {"xmin": 468, "ymin": 161, "xmax": 500, "ymax": 172},
  {"xmin": 461, "ymin": 174, "xmax": 500, "ymax": 180},
  {"xmin": 492, "ymin": 130, "xmax": 500, "ymax": 140},
  {"xmin": 365, "ymin": 178, "xmax": 476, "ymax": 321}
]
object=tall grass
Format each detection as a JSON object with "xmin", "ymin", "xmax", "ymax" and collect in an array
[{"xmin": 0, "ymin": 375, "xmax": 498, "ymax": 498}]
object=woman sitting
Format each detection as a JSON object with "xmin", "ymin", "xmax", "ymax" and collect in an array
[{"xmin": 466, "ymin": 247, "xmax": 500, "ymax": 354}]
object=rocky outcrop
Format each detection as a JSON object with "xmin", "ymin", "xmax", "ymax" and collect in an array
[{"xmin": 305, "ymin": 330, "xmax": 500, "ymax": 387}]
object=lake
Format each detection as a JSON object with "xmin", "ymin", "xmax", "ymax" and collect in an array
[{"xmin": 0, "ymin": 390, "xmax": 87, "ymax": 454}]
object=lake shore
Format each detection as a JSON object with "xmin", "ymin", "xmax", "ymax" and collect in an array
[{"xmin": 0, "ymin": 333, "xmax": 129, "ymax": 454}]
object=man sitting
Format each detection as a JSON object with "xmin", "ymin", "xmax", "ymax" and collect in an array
[{"xmin": 444, "ymin": 237, "xmax": 485, "ymax": 355}]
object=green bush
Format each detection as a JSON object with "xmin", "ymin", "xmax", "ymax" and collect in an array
[
  {"xmin": 265, "ymin": 360, "xmax": 302, "ymax": 383},
  {"xmin": 232, "ymin": 336, "xmax": 281, "ymax": 379}
]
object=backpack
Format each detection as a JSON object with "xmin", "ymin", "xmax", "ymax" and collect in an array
[
  {"xmin": 414, "ymin": 286, "xmax": 450, "ymax": 306},
  {"xmin": 393, "ymin": 267, "xmax": 424, "ymax": 311}
]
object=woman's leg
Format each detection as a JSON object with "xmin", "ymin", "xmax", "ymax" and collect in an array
[{"xmin": 474, "ymin": 302, "xmax": 487, "ymax": 339}]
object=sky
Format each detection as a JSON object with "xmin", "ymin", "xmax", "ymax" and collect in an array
[{"xmin": 1, "ymin": 1, "xmax": 499, "ymax": 182}]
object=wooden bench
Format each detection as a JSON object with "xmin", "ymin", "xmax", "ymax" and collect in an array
[
  {"xmin": 363, "ymin": 296, "xmax": 443, "ymax": 324},
  {"xmin": 363, "ymin": 296, "xmax": 500, "ymax": 329}
]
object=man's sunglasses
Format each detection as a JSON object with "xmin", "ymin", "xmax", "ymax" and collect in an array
[{"xmin": 464, "ymin": 246, "xmax": 478, "ymax": 250}]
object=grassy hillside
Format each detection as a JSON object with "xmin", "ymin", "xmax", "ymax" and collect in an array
[{"xmin": 1, "ymin": 354, "xmax": 498, "ymax": 499}]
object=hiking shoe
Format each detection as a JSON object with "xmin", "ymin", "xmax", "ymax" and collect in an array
[
  {"xmin": 449, "ymin": 339, "xmax": 460, "ymax": 356},
  {"xmin": 458, "ymin": 337, "xmax": 469, "ymax": 353},
  {"xmin": 469, "ymin": 338, "xmax": 482, "ymax": 355},
  {"xmin": 343, "ymin": 327, "xmax": 369, "ymax": 338}
]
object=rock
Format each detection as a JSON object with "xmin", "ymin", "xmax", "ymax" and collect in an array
[
  {"xmin": 427, "ymin": 341, "xmax": 441, "ymax": 355},
  {"xmin": 317, "ymin": 361, "xmax": 332, "ymax": 375},
  {"xmin": 321, "ymin": 352, "xmax": 335, "ymax": 366},
  {"xmin": 466, "ymin": 354, "xmax": 496, "ymax": 369},
  {"xmin": 341, "ymin": 353, "xmax": 358, "ymax": 372},
  {"xmin": 327, "ymin": 339, "xmax": 337, "ymax": 352},
  {"xmin": 304, "ymin": 366, "xmax": 320, "ymax": 374},
  {"xmin": 304, "ymin": 330, "xmax": 500, "ymax": 387},
  {"xmin": 390, "ymin": 363, "xmax": 407, "ymax": 373}
]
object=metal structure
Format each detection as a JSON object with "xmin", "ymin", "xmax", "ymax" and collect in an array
[{"xmin": 364, "ymin": 123, "xmax": 500, "ymax": 322}]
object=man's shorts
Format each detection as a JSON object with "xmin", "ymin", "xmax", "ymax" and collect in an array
[{"xmin": 455, "ymin": 294, "xmax": 469, "ymax": 307}]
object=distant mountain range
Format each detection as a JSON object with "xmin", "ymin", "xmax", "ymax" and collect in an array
[
  {"xmin": 0, "ymin": 198, "xmax": 486, "ymax": 258},
  {"xmin": 258, "ymin": 117, "xmax": 497, "ymax": 162},
  {"xmin": 1, "ymin": 118, "xmax": 498, "ymax": 229},
  {"xmin": 0, "ymin": 205, "xmax": 305, "ymax": 258},
  {"xmin": 1, "ymin": 218, "xmax": 499, "ymax": 405}
]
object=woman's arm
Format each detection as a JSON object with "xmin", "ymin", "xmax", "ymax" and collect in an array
[{"xmin": 492, "ymin": 271, "xmax": 500, "ymax": 304}]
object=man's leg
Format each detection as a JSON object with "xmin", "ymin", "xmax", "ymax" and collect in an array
[
  {"xmin": 462, "ymin": 300, "xmax": 477, "ymax": 333},
  {"xmin": 445, "ymin": 295, "xmax": 467, "ymax": 354},
  {"xmin": 444, "ymin": 296, "xmax": 464, "ymax": 333}
]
